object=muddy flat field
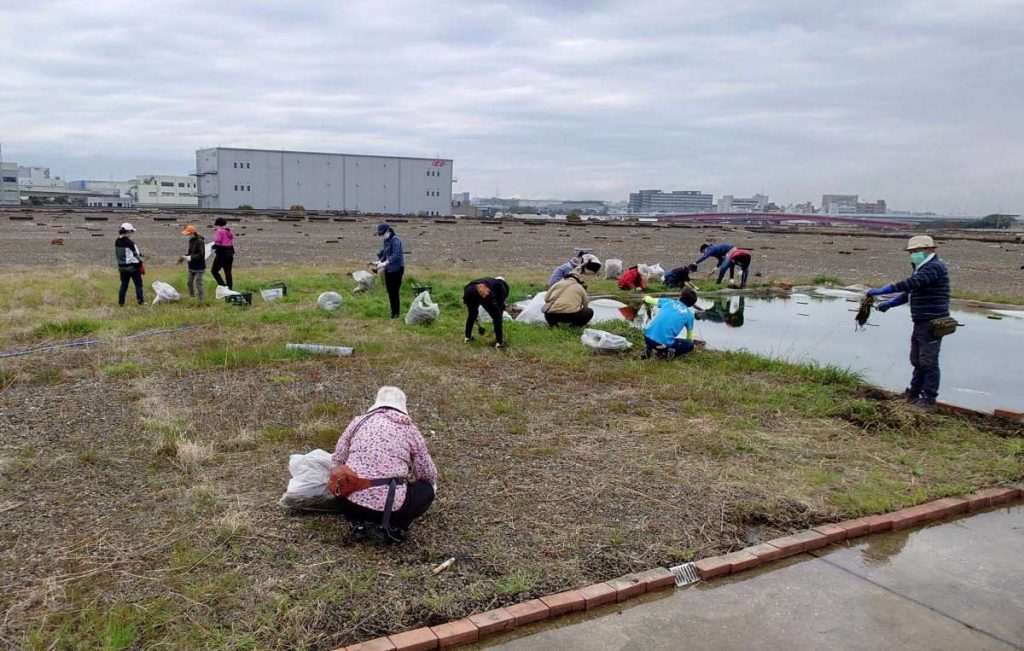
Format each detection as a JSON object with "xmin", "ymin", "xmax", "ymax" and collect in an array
[{"xmin": 3, "ymin": 209, "xmax": 1023, "ymax": 300}]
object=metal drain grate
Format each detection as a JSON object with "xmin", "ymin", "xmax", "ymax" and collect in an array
[{"xmin": 669, "ymin": 562, "xmax": 701, "ymax": 587}]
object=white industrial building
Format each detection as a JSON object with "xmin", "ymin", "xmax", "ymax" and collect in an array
[
  {"xmin": 1, "ymin": 162, "xmax": 19, "ymax": 205},
  {"xmin": 195, "ymin": 147, "xmax": 453, "ymax": 214},
  {"xmin": 130, "ymin": 175, "xmax": 198, "ymax": 207}
]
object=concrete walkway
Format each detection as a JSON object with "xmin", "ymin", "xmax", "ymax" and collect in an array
[{"xmin": 482, "ymin": 503, "xmax": 1024, "ymax": 650}]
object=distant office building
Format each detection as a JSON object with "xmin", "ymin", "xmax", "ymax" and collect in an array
[
  {"xmin": 196, "ymin": 147, "xmax": 453, "ymax": 215},
  {"xmin": 473, "ymin": 196, "xmax": 520, "ymax": 209},
  {"xmin": 18, "ymin": 166, "xmax": 65, "ymax": 191},
  {"xmin": 556, "ymin": 200, "xmax": 606, "ymax": 213},
  {"xmin": 452, "ymin": 192, "xmax": 470, "ymax": 204},
  {"xmin": 856, "ymin": 199, "xmax": 887, "ymax": 214},
  {"xmin": 790, "ymin": 201, "xmax": 816, "ymax": 214},
  {"xmin": 68, "ymin": 179, "xmax": 135, "ymax": 197},
  {"xmin": 821, "ymin": 194, "xmax": 859, "ymax": 214},
  {"xmin": 130, "ymin": 175, "xmax": 198, "ymax": 207},
  {"xmin": 87, "ymin": 196, "xmax": 134, "ymax": 208},
  {"xmin": 718, "ymin": 193, "xmax": 768, "ymax": 213},
  {"xmin": 1, "ymin": 162, "xmax": 19, "ymax": 205},
  {"xmin": 628, "ymin": 189, "xmax": 713, "ymax": 214}
]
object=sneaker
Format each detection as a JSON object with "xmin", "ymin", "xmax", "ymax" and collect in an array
[
  {"xmin": 900, "ymin": 389, "xmax": 918, "ymax": 403},
  {"xmin": 383, "ymin": 527, "xmax": 407, "ymax": 544},
  {"xmin": 912, "ymin": 398, "xmax": 937, "ymax": 411},
  {"xmin": 349, "ymin": 523, "xmax": 370, "ymax": 541}
]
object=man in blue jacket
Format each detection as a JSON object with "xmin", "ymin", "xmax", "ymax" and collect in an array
[
  {"xmin": 866, "ymin": 235, "xmax": 951, "ymax": 407},
  {"xmin": 374, "ymin": 222, "xmax": 405, "ymax": 319}
]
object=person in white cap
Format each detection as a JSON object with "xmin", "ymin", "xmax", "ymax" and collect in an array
[
  {"xmin": 114, "ymin": 223, "xmax": 145, "ymax": 306},
  {"xmin": 327, "ymin": 387, "xmax": 437, "ymax": 542},
  {"xmin": 866, "ymin": 235, "xmax": 951, "ymax": 407},
  {"xmin": 548, "ymin": 251, "xmax": 602, "ymax": 287}
]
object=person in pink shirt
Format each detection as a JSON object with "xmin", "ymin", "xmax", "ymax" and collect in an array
[
  {"xmin": 211, "ymin": 217, "xmax": 235, "ymax": 289},
  {"xmin": 330, "ymin": 386, "xmax": 437, "ymax": 542}
]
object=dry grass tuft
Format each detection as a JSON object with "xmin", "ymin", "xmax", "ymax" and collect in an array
[{"xmin": 175, "ymin": 440, "xmax": 213, "ymax": 468}]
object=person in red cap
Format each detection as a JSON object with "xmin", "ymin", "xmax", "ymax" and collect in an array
[{"xmin": 178, "ymin": 225, "xmax": 206, "ymax": 300}]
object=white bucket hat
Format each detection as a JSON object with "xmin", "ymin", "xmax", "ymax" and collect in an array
[
  {"xmin": 120, "ymin": 222, "xmax": 136, "ymax": 232},
  {"xmin": 905, "ymin": 235, "xmax": 936, "ymax": 250},
  {"xmin": 369, "ymin": 386, "xmax": 407, "ymax": 414}
]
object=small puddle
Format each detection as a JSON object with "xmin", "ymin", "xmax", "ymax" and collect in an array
[{"xmin": 519, "ymin": 290, "xmax": 1024, "ymax": 413}]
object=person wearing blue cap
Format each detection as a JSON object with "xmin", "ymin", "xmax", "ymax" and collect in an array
[{"xmin": 374, "ymin": 222, "xmax": 405, "ymax": 318}]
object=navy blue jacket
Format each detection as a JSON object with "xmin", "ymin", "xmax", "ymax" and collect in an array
[
  {"xmin": 694, "ymin": 243, "xmax": 734, "ymax": 266},
  {"xmin": 377, "ymin": 233, "xmax": 405, "ymax": 271},
  {"xmin": 885, "ymin": 256, "xmax": 951, "ymax": 323}
]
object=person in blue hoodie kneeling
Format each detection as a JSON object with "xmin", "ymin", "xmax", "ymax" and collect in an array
[
  {"xmin": 866, "ymin": 235, "xmax": 952, "ymax": 408},
  {"xmin": 641, "ymin": 287, "xmax": 698, "ymax": 360}
]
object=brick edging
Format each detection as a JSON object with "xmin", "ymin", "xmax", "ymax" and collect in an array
[{"xmin": 336, "ymin": 487, "xmax": 1023, "ymax": 650}]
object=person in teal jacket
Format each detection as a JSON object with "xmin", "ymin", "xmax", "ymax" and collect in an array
[{"xmin": 641, "ymin": 287, "xmax": 698, "ymax": 359}]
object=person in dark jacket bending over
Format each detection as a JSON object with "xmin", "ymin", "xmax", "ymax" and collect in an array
[
  {"xmin": 463, "ymin": 277, "xmax": 510, "ymax": 348},
  {"xmin": 693, "ymin": 242, "xmax": 751, "ymax": 288},
  {"xmin": 114, "ymin": 222, "xmax": 145, "ymax": 306},
  {"xmin": 374, "ymin": 222, "xmax": 405, "ymax": 319},
  {"xmin": 866, "ymin": 235, "xmax": 951, "ymax": 407}
]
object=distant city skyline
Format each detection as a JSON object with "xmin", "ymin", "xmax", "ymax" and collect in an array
[{"xmin": 2, "ymin": 1, "xmax": 1022, "ymax": 216}]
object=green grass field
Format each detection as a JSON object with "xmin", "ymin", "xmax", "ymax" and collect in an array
[{"xmin": 0, "ymin": 265, "xmax": 1020, "ymax": 650}]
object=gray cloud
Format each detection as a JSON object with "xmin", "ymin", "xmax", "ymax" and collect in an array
[{"xmin": 1, "ymin": 0, "xmax": 1022, "ymax": 213}]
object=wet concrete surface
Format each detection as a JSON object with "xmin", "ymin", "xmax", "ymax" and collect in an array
[{"xmin": 482, "ymin": 503, "xmax": 1024, "ymax": 650}]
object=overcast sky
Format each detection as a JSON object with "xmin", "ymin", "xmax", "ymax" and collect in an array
[{"xmin": 2, "ymin": 0, "xmax": 1022, "ymax": 213}]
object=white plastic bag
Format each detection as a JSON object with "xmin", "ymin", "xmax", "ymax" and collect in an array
[
  {"xmin": 478, "ymin": 306, "xmax": 512, "ymax": 324},
  {"xmin": 405, "ymin": 290, "xmax": 440, "ymax": 324},
  {"xmin": 351, "ymin": 270, "xmax": 375, "ymax": 292},
  {"xmin": 604, "ymin": 259, "xmax": 623, "ymax": 280},
  {"xmin": 151, "ymin": 281, "xmax": 181, "ymax": 304},
  {"xmin": 638, "ymin": 263, "xmax": 665, "ymax": 281},
  {"xmin": 317, "ymin": 291, "xmax": 343, "ymax": 311},
  {"xmin": 216, "ymin": 285, "xmax": 241, "ymax": 299},
  {"xmin": 581, "ymin": 328, "xmax": 633, "ymax": 353},
  {"xmin": 278, "ymin": 449, "xmax": 334, "ymax": 509},
  {"xmin": 204, "ymin": 242, "xmax": 215, "ymax": 262},
  {"xmin": 514, "ymin": 292, "xmax": 548, "ymax": 325}
]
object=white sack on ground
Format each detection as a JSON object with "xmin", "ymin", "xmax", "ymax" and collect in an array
[
  {"xmin": 514, "ymin": 292, "xmax": 548, "ymax": 325},
  {"xmin": 278, "ymin": 449, "xmax": 334, "ymax": 508},
  {"xmin": 215, "ymin": 285, "xmax": 241, "ymax": 299},
  {"xmin": 638, "ymin": 263, "xmax": 665, "ymax": 281},
  {"xmin": 406, "ymin": 291, "xmax": 440, "ymax": 324},
  {"xmin": 478, "ymin": 306, "xmax": 512, "ymax": 323},
  {"xmin": 317, "ymin": 291, "xmax": 343, "ymax": 311},
  {"xmin": 151, "ymin": 281, "xmax": 181, "ymax": 304},
  {"xmin": 604, "ymin": 259, "xmax": 623, "ymax": 280},
  {"xmin": 581, "ymin": 328, "xmax": 633, "ymax": 353}
]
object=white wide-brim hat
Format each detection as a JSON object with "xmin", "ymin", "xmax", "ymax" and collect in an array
[
  {"xmin": 905, "ymin": 235, "xmax": 936, "ymax": 250},
  {"xmin": 369, "ymin": 386, "xmax": 407, "ymax": 414},
  {"xmin": 120, "ymin": 222, "xmax": 136, "ymax": 232}
]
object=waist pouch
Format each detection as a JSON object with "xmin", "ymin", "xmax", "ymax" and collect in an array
[{"xmin": 927, "ymin": 316, "xmax": 958, "ymax": 338}]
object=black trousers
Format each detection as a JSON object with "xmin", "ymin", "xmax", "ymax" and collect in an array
[
  {"xmin": 384, "ymin": 268, "xmax": 404, "ymax": 317},
  {"xmin": 909, "ymin": 323, "xmax": 942, "ymax": 403},
  {"xmin": 211, "ymin": 253, "xmax": 233, "ymax": 289},
  {"xmin": 335, "ymin": 480, "xmax": 435, "ymax": 531},
  {"xmin": 463, "ymin": 286, "xmax": 506, "ymax": 344},
  {"xmin": 118, "ymin": 266, "xmax": 144, "ymax": 305},
  {"xmin": 544, "ymin": 308, "xmax": 594, "ymax": 328}
]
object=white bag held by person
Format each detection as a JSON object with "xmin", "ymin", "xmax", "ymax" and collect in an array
[
  {"xmin": 351, "ymin": 270, "xmax": 376, "ymax": 292},
  {"xmin": 278, "ymin": 449, "xmax": 335, "ymax": 509},
  {"xmin": 514, "ymin": 292, "xmax": 548, "ymax": 325},
  {"xmin": 604, "ymin": 259, "xmax": 623, "ymax": 280},
  {"xmin": 215, "ymin": 285, "xmax": 241, "ymax": 299},
  {"xmin": 581, "ymin": 328, "xmax": 633, "ymax": 353},
  {"xmin": 317, "ymin": 291, "xmax": 343, "ymax": 311},
  {"xmin": 151, "ymin": 281, "xmax": 181, "ymax": 304},
  {"xmin": 405, "ymin": 290, "xmax": 440, "ymax": 325},
  {"xmin": 204, "ymin": 242, "xmax": 215, "ymax": 262}
]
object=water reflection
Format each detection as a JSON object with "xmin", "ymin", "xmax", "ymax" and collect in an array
[{"xmin": 696, "ymin": 296, "xmax": 745, "ymax": 328}]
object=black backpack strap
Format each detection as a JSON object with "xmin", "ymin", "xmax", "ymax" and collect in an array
[{"xmin": 380, "ymin": 478, "xmax": 400, "ymax": 534}]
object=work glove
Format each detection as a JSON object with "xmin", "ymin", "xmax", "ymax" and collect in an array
[
  {"xmin": 376, "ymin": 261, "xmax": 387, "ymax": 270},
  {"xmin": 866, "ymin": 284, "xmax": 895, "ymax": 297},
  {"xmin": 876, "ymin": 303, "xmax": 890, "ymax": 313}
]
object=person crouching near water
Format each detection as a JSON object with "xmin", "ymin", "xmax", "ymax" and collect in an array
[
  {"xmin": 543, "ymin": 270, "xmax": 594, "ymax": 327},
  {"xmin": 328, "ymin": 387, "xmax": 437, "ymax": 542},
  {"xmin": 463, "ymin": 276, "xmax": 510, "ymax": 349},
  {"xmin": 549, "ymin": 252, "xmax": 602, "ymax": 286},
  {"xmin": 617, "ymin": 265, "xmax": 646, "ymax": 291},
  {"xmin": 641, "ymin": 287, "xmax": 698, "ymax": 359}
]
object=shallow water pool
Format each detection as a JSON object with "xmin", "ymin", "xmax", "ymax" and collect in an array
[{"xmin": 640, "ymin": 293, "xmax": 1024, "ymax": 413}]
